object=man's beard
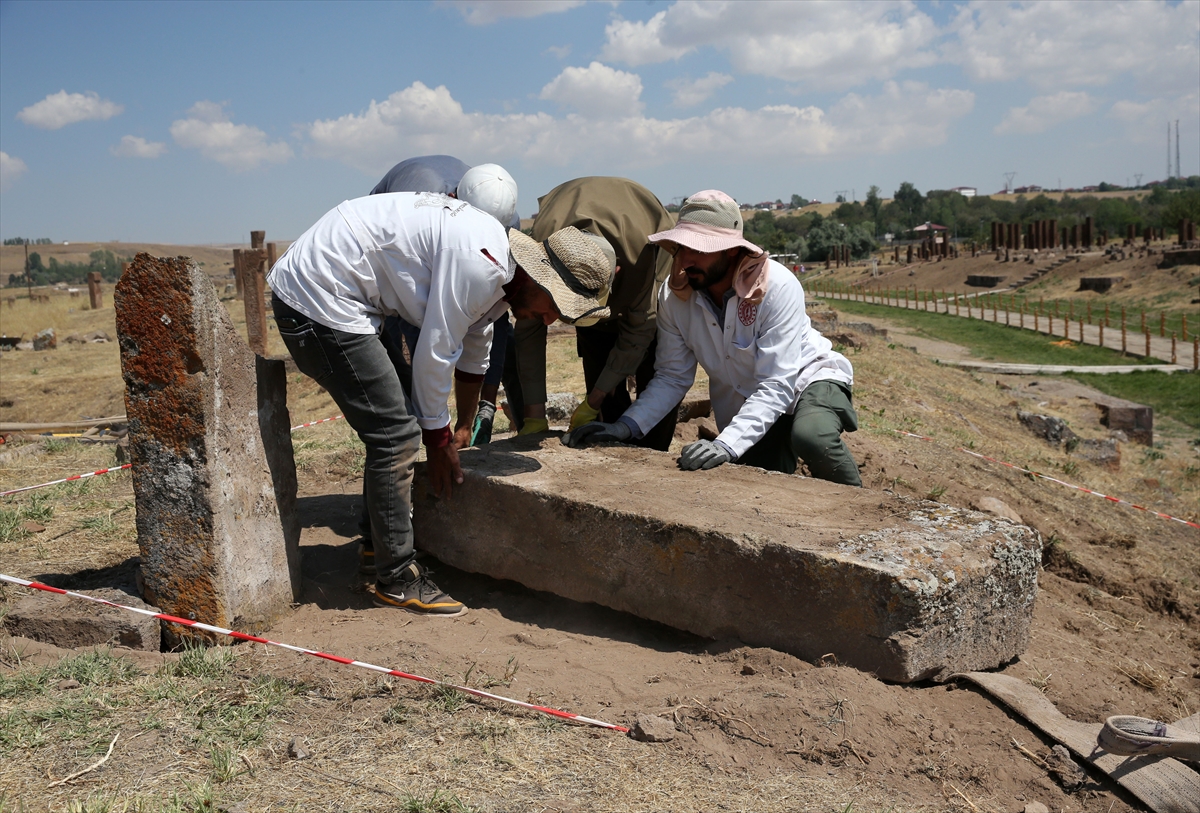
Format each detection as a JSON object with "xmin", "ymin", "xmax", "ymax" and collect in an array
[{"xmin": 685, "ymin": 254, "xmax": 736, "ymax": 291}]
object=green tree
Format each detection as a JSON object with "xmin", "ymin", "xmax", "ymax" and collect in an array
[
  {"xmin": 25, "ymin": 251, "xmax": 44, "ymax": 275},
  {"xmin": 790, "ymin": 193, "xmax": 809, "ymax": 209},
  {"xmin": 892, "ymin": 182, "xmax": 924, "ymax": 228},
  {"xmin": 804, "ymin": 219, "xmax": 878, "ymax": 261},
  {"xmin": 865, "ymin": 185, "xmax": 882, "ymax": 223}
]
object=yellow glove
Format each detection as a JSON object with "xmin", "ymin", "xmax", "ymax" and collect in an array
[
  {"xmin": 517, "ymin": 417, "xmax": 549, "ymax": 435},
  {"xmin": 569, "ymin": 400, "xmax": 601, "ymax": 431}
]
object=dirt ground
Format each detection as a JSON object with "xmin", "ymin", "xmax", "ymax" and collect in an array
[{"xmin": 1, "ymin": 256, "xmax": 1198, "ymax": 812}]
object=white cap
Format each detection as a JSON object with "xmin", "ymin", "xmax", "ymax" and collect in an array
[{"xmin": 457, "ymin": 163, "xmax": 518, "ymax": 228}]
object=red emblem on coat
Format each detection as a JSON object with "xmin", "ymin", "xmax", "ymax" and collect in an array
[{"xmin": 738, "ymin": 300, "xmax": 758, "ymax": 326}]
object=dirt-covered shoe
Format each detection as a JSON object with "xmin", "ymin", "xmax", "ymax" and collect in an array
[
  {"xmin": 357, "ymin": 539, "xmax": 376, "ymax": 575},
  {"xmin": 373, "ymin": 563, "xmax": 466, "ymax": 617}
]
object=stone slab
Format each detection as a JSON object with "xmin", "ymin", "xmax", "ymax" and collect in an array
[
  {"xmin": 115, "ymin": 253, "xmax": 301, "ymax": 645},
  {"xmin": 2, "ymin": 588, "xmax": 161, "ymax": 651},
  {"xmin": 412, "ymin": 437, "xmax": 1040, "ymax": 682}
]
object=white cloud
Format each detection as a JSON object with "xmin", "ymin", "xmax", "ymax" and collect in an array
[
  {"xmin": 0, "ymin": 152, "xmax": 28, "ymax": 191},
  {"xmin": 539, "ymin": 62, "xmax": 644, "ymax": 118},
  {"xmin": 667, "ymin": 72, "xmax": 733, "ymax": 107},
  {"xmin": 169, "ymin": 101, "xmax": 292, "ymax": 171},
  {"xmin": 441, "ymin": 0, "xmax": 583, "ymax": 25},
  {"xmin": 16, "ymin": 90, "xmax": 123, "ymax": 130},
  {"xmin": 544, "ymin": 44, "xmax": 572, "ymax": 59},
  {"xmin": 995, "ymin": 91, "xmax": 1098, "ymax": 135},
  {"xmin": 301, "ymin": 79, "xmax": 973, "ymax": 174},
  {"xmin": 601, "ymin": 11, "xmax": 691, "ymax": 65},
  {"xmin": 830, "ymin": 81, "xmax": 976, "ymax": 152},
  {"xmin": 111, "ymin": 135, "xmax": 167, "ymax": 159},
  {"xmin": 1108, "ymin": 92, "xmax": 1200, "ymax": 145},
  {"xmin": 601, "ymin": 1, "xmax": 938, "ymax": 89},
  {"xmin": 947, "ymin": 0, "xmax": 1200, "ymax": 92}
]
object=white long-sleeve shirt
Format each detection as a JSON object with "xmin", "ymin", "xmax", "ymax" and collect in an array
[
  {"xmin": 622, "ymin": 260, "xmax": 853, "ymax": 459},
  {"xmin": 267, "ymin": 192, "xmax": 513, "ymax": 432}
]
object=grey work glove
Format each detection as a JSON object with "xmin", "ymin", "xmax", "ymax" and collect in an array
[
  {"xmin": 679, "ymin": 439, "xmax": 732, "ymax": 471},
  {"xmin": 561, "ymin": 420, "xmax": 632, "ymax": 449}
]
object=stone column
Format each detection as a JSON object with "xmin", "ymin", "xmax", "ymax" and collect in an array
[
  {"xmin": 87, "ymin": 271, "xmax": 103, "ymax": 309},
  {"xmin": 236, "ymin": 248, "xmax": 268, "ymax": 356},
  {"xmin": 232, "ymin": 250, "xmax": 244, "ymax": 300},
  {"xmin": 114, "ymin": 253, "xmax": 300, "ymax": 646}
]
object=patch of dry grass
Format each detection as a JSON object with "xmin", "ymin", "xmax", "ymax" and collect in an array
[{"xmin": 0, "ymin": 645, "xmax": 895, "ymax": 813}]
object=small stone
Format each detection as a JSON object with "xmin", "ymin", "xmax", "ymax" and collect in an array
[
  {"xmin": 287, "ymin": 736, "xmax": 310, "ymax": 760},
  {"xmin": 1047, "ymin": 743, "xmax": 1086, "ymax": 790},
  {"xmin": 56, "ymin": 679, "xmax": 81, "ymax": 691},
  {"xmin": 544, "ymin": 392, "xmax": 581, "ymax": 423},
  {"xmin": 32, "ymin": 328, "xmax": 56, "ymax": 351},
  {"xmin": 973, "ymin": 497, "xmax": 1023, "ymax": 525},
  {"xmin": 930, "ymin": 729, "xmax": 944, "ymax": 742},
  {"xmin": 21, "ymin": 521, "xmax": 45, "ymax": 533},
  {"xmin": 741, "ymin": 664, "xmax": 757, "ymax": 675},
  {"xmin": 1024, "ymin": 802, "xmax": 1049, "ymax": 813},
  {"xmin": 629, "ymin": 714, "xmax": 676, "ymax": 743}
]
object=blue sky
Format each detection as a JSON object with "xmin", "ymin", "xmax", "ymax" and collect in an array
[{"xmin": 1, "ymin": 0, "xmax": 1197, "ymax": 244}]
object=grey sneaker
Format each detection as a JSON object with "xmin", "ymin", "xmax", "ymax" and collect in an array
[{"xmin": 373, "ymin": 563, "xmax": 466, "ymax": 617}]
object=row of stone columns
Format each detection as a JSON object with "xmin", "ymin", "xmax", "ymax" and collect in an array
[{"xmin": 233, "ymin": 230, "xmax": 278, "ymax": 356}]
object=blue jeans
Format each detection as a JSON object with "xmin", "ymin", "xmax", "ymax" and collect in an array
[{"xmin": 272, "ymin": 297, "xmax": 419, "ymax": 584}]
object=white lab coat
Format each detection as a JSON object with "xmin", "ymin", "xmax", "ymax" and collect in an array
[
  {"xmin": 267, "ymin": 192, "xmax": 512, "ymax": 432},
  {"xmin": 623, "ymin": 260, "xmax": 853, "ymax": 458}
]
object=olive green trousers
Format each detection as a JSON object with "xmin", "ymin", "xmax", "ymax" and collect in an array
[{"xmin": 736, "ymin": 380, "xmax": 862, "ymax": 486}]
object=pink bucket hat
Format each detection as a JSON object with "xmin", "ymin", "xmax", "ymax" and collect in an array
[{"xmin": 648, "ymin": 190, "xmax": 764, "ymax": 255}]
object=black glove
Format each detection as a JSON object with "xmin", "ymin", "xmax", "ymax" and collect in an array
[{"xmin": 561, "ymin": 420, "xmax": 633, "ymax": 449}]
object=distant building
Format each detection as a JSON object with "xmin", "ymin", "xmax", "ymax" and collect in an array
[
  {"xmin": 950, "ymin": 186, "xmax": 977, "ymax": 197},
  {"xmin": 912, "ymin": 222, "xmax": 948, "ymax": 233},
  {"xmin": 1013, "ymin": 185, "xmax": 1043, "ymax": 194}
]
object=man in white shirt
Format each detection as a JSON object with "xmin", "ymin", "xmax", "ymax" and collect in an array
[
  {"xmin": 564, "ymin": 190, "xmax": 861, "ymax": 486},
  {"xmin": 270, "ymin": 193, "xmax": 615, "ymax": 615}
]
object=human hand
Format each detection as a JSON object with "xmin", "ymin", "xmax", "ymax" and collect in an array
[
  {"xmin": 569, "ymin": 400, "xmax": 601, "ymax": 431},
  {"xmin": 562, "ymin": 420, "xmax": 632, "ymax": 449},
  {"xmin": 426, "ymin": 443, "xmax": 463, "ymax": 498},
  {"xmin": 452, "ymin": 424, "xmax": 473, "ymax": 451},
  {"xmin": 679, "ymin": 439, "xmax": 731, "ymax": 471},
  {"xmin": 517, "ymin": 417, "xmax": 549, "ymax": 436}
]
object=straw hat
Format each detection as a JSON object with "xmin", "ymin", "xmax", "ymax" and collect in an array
[
  {"xmin": 508, "ymin": 227, "xmax": 615, "ymax": 325},
  {"xmin": 648, "ymin": 190, "xmax": 763, "ymax": 255}
]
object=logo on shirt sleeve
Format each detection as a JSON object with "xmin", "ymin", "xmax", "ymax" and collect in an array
[{"xmin": 738, "ymin": 300, "xmax": 758, "ymax": 326}]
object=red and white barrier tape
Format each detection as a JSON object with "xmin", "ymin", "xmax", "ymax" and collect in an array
[
  {"xmin": 1, "ymin": 415, "xmax": 346, "ymax": 498},
  {"xmin": 895, "ymin": 430, "xmax": 1200, "ymax": 530},
  {"xmin": 0, "ymin": 573, "xmax": 629, "ymax": 733},
  {"xmin": 290, "ymin": 414, "xmax": 344, "ymax": 432},
  {"xmin": 0, "ymin": 464, "xmax": 132, "ymax": 498}
]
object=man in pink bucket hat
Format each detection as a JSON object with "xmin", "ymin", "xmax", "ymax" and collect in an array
[{"xmin": 564, "ymin": 190, "xmax": 861, "ymax": 486}]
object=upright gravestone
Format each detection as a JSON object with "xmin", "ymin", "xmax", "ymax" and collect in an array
[
  {"xmin": 115, "ymin": 253, "xmax": 301, "ymax": 645},
  {"xmin": 87, "ymin": 271, "xmax": 103, "ymax": 310}
]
